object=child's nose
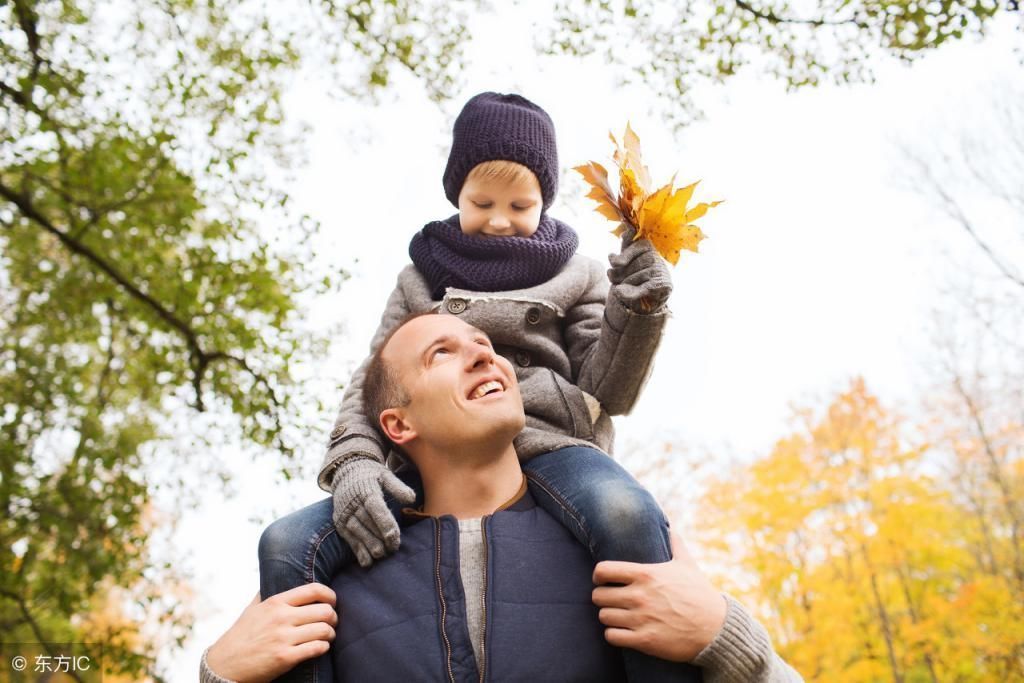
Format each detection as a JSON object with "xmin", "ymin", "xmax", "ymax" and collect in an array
[{"xmin": 488, "ymin": 213, "xmax": 511, "ymax": 228}]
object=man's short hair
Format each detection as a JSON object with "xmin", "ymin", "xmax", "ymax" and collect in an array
[{"xmin": 362, "ymin": 311, "xmax": 438, "ymax": 431}]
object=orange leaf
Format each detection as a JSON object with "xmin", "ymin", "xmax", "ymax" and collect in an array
[{"xmin": 576, "ymin": 124, "xmax": 723, "ymax": 265}]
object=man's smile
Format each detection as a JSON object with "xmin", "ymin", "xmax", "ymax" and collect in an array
[{"xmin": 467, "ymin": 377, "xmax": 506, "ymax": 400}]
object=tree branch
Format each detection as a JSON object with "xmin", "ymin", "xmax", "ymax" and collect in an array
[
  {"xmin": 12, "ymin": 0, "xmax": 44, "ymax": 81},
  {"xmin": 904, "ymin": 148, "xmax": 1024, "ymax": 290},
  {"xmin": 733, "ymin": 0, "xmax": 865, "ymax": 27},
  {"xmin": 950, "ymin": 372, "xmax": 1024, "ymax": 586},
  {"xmin": 3, "ymin": 181, "xmax": 291, "ymax": 437},
  {"xmin": 0, "ymin": 180, "xmax": 214, "ymax": 406},
  {"xmin": 0, "ymin": 589, "xmax": 86, "ymax": 683}
]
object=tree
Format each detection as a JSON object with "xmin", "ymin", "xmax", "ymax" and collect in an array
[
  {"xmin": 542, "ymin": 0, "xmax": 1012, "ymax": 128},
  {"xmin": 699, "ymin": 379, "xmax": 1024, "ymax": 681},
  {"xmin": 2, "ymin": 0, "xmax": 1016, "ymax": 678},
  {"xmin": 897, "ymin": 68, "xmax": 1024, "ymax": 674},
  {"xmin": 1, "ymin": 0, "xmax": 473, "ymax": 678}
]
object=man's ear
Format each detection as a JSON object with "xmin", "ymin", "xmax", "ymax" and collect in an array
[{"xmin": 380, "ymin": 408, "xmax": 417, "ymax": 446}]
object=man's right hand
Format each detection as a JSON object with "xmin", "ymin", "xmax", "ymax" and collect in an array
[
  {"xmin": 205, "ymin": 584, "xmax": 338, "ymax": 683},
  {"xmin": 331, "ymin": 456, "xmax": 417, "ymax": 567}
]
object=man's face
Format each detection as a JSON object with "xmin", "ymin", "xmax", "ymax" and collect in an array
[
  {"xmin": 381, "ymin": 314, "xmax": 525, "ymax": 453},
  {"xmin": 457, "ymin": 166, "xmax": 543, "ymax": 237}
]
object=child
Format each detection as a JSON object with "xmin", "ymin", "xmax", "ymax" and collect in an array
[{"xmin": 258, "ymin": 92, "xmax": 697, "ymax": 682}]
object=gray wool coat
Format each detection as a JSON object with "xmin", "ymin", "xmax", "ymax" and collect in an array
[{"xmin": 317, "ymin": 253, "xmax": 669, "ymax": 491}]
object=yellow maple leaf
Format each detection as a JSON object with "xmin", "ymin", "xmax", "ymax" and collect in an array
[{"xmin": 574, "ymin": 123, "xmax": 723, "ymax": 265}]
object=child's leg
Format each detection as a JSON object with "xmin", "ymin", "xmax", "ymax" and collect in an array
[
  {"xmin": 257, "ymin": 497, "xmax": 347, "ymax": 683},
  {"xmin": 523, "ymin": 445, "xmax": 671, "ymax": 563},
  {"xmin": 258, "ymin": 497, "xmax": 348, "ymax": 600},
  {"xmin": 259, "ymin": 467, "xmax": 423, "ymax": 597},
  {"xmin": 524, "ymin": 445, "xmax": 703, "ymax": 683}
]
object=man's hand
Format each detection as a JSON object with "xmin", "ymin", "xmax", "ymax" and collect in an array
[
  {"xmin": 592, "ymin": 531, "xmax": 727, "ymax": 663},
  {"xmin": 607, "ymin": 226, "xmax": 673, "ymax": 313},
  {"xmin": 206, "ymin": 584, "xmax": 338, "ymax": 683}
]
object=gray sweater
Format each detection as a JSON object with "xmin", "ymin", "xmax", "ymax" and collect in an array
[{"xmin": 318, "ymin": 254, "xmax": 669, "ymax": 490}]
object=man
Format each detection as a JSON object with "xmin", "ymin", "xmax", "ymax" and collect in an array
[{"xmin": 201, "ymin": 313, "xmax": 801, "ymax": 682}]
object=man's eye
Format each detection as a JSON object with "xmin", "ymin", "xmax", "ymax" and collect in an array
[
  {"xmin": 473, "ymin": 202, "xmax": 493, "ymax": 209},
  {"xmin": 512, "ymin": 205, "xmax": 530, "ymax": 211},
  {"xmin": 432, "ymin": 347, "xmax": 450, "ymax": 357}
]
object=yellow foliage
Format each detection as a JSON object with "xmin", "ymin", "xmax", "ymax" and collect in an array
[
  {"xmin": 573, "ymin": 123, "xmax": 723, "ymax": 265},
  {"xmin": 699, "ymin": 378, "xmax": 1024, "ymax": 681}
]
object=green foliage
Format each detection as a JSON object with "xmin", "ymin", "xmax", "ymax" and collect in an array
[
  {"xmin": 0, "ymin": 0, "xmax": 473, "ymax": 678},
  {"xmin": 0, "ymin": 0, "xmax": 1011, "ymax": 678},
  {"xmin": 543, "ymin": 0, "xmax": 1008, "ymax": 128}
]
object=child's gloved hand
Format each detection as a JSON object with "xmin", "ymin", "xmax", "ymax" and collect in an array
[
  {"xmin": 331, "ymin": 456, "xmax": 417, "ymax": 567},
  {"xmin": 607, "ymin": 226, "xmax": 673, "ymax": 313}
]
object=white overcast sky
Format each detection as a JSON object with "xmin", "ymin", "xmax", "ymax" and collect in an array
[{"xmin": 171, "ymin": 9, "xmax": 1022, "ymax": 681}]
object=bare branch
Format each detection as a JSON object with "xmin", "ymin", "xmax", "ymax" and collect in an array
[
  {"xmin": 903, "ymin": 147, "xmax": 1024, "ymax": 290},
  {"xmin": 949, "ymin": 372, "xmax": 1024, "ymax": 586}
]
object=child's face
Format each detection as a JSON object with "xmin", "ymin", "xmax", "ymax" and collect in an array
[{"xmin": 457, "ymin": 169, "xmax": 543, "ymax": 237}]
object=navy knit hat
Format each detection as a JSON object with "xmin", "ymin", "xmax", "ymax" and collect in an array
[{"xmin": 443, "ymin": 92, "xmax": 559, "ymax": 211}]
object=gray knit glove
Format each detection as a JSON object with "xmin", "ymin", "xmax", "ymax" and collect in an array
[
  {"xmin": 331, "ymin": 456, "xmax": 417, "ymax": 568},
  {"xmin": 608, "ymin": 227, "xmax": 673, "ymax": 313}
]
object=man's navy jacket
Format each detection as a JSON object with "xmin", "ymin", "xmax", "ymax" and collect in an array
[{"xmin": 326, "ymin": 484, "xmax": 626, "ymax": 682}]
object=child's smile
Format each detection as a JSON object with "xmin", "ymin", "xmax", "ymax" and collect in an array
[{"xmin": 457, "ymin": 167, "xmax": 543, "ymax": 238}]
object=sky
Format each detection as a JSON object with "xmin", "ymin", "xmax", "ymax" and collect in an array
[{"xmin": 170, "ymin": 9, "xmax": 1022, "ymax": 681}]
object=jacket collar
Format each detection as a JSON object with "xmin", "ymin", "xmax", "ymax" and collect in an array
[{"xmin": 402, "ymin": 473, "xmax": 529, "ymax": 521}]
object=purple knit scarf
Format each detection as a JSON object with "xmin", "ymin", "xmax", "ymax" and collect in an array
[{"xmin": 409, "ymin": 213, "xmax": 579, "ymax": 300}]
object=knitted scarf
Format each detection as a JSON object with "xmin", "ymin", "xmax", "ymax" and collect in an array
[{"xmin": 409, "ymin": 214, "xmax": 579, "ymax": 300}]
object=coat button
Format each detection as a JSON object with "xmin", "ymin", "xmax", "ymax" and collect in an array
[
  {"xmin": 446, "ymin": 298, "xmax": 467, "ymax": 314},
  {"xmin": 526, "ymin": 307, "xmax": 541, "ymax": 325},
  {"xmin": 515, "ymin": 351, "xmax": 531, "ymax": 367},
  {"xmin": 329, "ymin": 425, "xmax": 346, "ymax": 440}
]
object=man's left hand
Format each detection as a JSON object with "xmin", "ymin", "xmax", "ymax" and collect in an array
[
  {"xmin": 205, "ymin": 584, "xmax": 338, "ymax": 683},
  {"xmin": 591, "ymin": 531, "xmax": 727, "ymax": 662}
]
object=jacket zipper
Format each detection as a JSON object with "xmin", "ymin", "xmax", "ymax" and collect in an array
[
  {"xmin": 478, "ymin": 515, "xmax": 489, "ymax": 683},
  {"xmin": 435, "ymin": 518, "xmax": 456, "ymax": 683}
]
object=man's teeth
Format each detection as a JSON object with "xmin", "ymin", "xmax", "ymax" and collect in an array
[{"xmin": 471, "ymin": 380, "xmax": 504, "ymax": 400}]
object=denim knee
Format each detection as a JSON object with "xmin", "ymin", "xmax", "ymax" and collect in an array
[
  {"xmin": 258, "ymin": 515, "xmax": 307, "ymax": 563},
  {"xmin": 582, "ymin": 481, "xmax": 670, "ymax": 563},
  {"xmin": 258, "ymin": 499, "xmax": 334, "ymax": 563},
  {"xmin": 588, "ymin": 481, "xmax": 665, "ymax": 537}
]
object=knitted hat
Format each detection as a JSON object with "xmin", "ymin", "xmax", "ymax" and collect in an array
[{"xmin": 443, "ymin": 92, "xmax": 559, "ymax": 211}]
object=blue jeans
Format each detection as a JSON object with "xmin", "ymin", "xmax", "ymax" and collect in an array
[
  {"xmin": 257, "ymin": 469, "xmax": 421, "ymax": 683},
  {"xmin": 524, "ymin": 446, "xmax": 702, "ymax": 682},
  {"xmin": 258, "ymin": 450, "xmax": 701, "ymax": 682}
]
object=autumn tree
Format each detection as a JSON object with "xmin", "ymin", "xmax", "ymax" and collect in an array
[
  {"xmin": 899, "ymin": 67, "xmax": 1024, "ymax": 675},
  {"xmin": 543, "ymin": 0, "xmax": 1013, "ymax": 127},
  {"xmin": 0, "ymin": 0, "xmax": 473, "ymax": 678},
  {"xmin": 700, "ymin": 379, "xmax": 1024, "ymax": 681},
  {"xmin": 2, "ymin": 0, "xmax": 1016, "ymax": 678}
]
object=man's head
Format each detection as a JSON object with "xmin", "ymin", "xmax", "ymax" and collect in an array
[
  {"xmin": 442, "ymin": 92, "xmax": 559, "ymax": 213},
  {"xmin": 364, "ymin": 313, "xmax": 525, "ymax": 464}
]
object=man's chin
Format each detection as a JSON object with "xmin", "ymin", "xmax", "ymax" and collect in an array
[{"xmin": 458, "ymin": 414, "xmax": 524, "ymax": 452}]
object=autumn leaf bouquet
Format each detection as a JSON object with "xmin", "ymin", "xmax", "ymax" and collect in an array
[{"xmin": 574, "ymin": 124, "xmax": 722, "ymax": 266}]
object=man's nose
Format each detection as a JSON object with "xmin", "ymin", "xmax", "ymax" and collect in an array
[{"xmin": 466, "ymin": 343, "xmax": 495, "ymax": 370}]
